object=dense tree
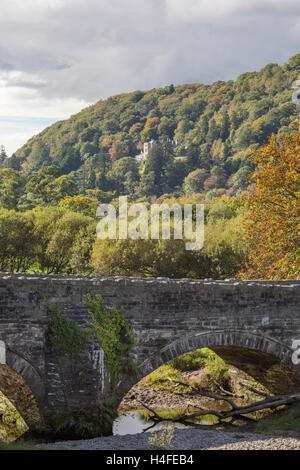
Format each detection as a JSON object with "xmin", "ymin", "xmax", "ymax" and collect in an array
[
  {"xmin": 91, "ymin": 202, "xmax": 245, "ymax": 279},
  {"xmin": 30, "ymin": 207, "xmax": 95, "ymax": 274},
  {"xmin": 26, "ymin": 166, "xmax": 78, "ymax": 206},
  {"xmin": 47, "ymin": 175, "xmax": 78, "ymax": 204},
  {"xmin": 0, "ymin": 189, "xmax": 247, "ymax": 278},
  {"xmin": 109, "ymin": 141, "xmax": 130, "ymax": 161},
  {"xmin": 45, "ymin": 211, "xmax": 95, "ymax": 274},
  {"xmin": 13, "ymin": 53, "xmax": 300, "ymax": 199},
  {"xmin": 59, "ymin": 195, "xmax": 99, "ymax": 217},
  {"xmin": 106, "ymin": 157, "xmax": 140, "ymax": 195},
  {"xmin": 141, "ymin": 117, "xmax": 160, "ymax": 141},
  {"xmin": 164, "ymin": 159, "xmax": 189, "ymax": 193},
  {"xmin": 240, "ymin": 133, "xmax": 300, "ymax": 279},
  {"xmin": 0, "ymin": 169, "xmax": 26, "ymax": 209},
  {"xmin": 144, "ymin": 140, "xmax": 174, "ymax": 193},
  {"xmin": 186, "ymin": 143, "xmax": 200, "ymax": 169},
  {"xmin": 0, "ymin": 145, "xmax": 7, "ymax": 163},
  {"xmin": 183, "ymin": 169, "xmax": 208, "ymax": 195},
  {"xmin": 22, "ymin": 141, "xmax": 51, "ymax": 172},
  {"xmin": 0, "ymin": 210, "xmax": 34, "ymax": 272},
  {"xmin": 220, "ymin": 112, "xmax": 230, "ymax": 141},
  {"xmin": 0, "ymin": 56, "xmax": 298, "ymax": 283},
  {"xmin": 232, "ymin": 166, "xmax": 253, "ymax": 192},
  {"xmin": 138, "ymin": 171, "xmax": 157, "ymax": 197},
  {"xmin": 204, "ymin": 166, "xmax": 227, "ymax": 191},
  {"xmin": 206, "ymin": 119, "xmax": 220, "ymax": 145},
  {"xmin": 1, "ymin": 153, "xmax": 21, "ymax": 171},
  {"xmin": 59, "ymin": 145, "xmax": 82, "ymax": 174}
]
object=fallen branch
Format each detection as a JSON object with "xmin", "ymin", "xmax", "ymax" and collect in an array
[
  {"xmin": 239, "ymin": 382, "xmax": 271, "ymax": 399},
  {"xmin": 136, "ymin": 399, "xmax": 162, "ymax": 421},
  {"xmin": 137, "ymin": 379, "xmax": 300, "ymax": 427}
]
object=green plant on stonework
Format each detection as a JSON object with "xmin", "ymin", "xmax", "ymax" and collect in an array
[
  {"xmin": 47, "ymin": 302, "xmax": 89, "ymax": 356},
  {"xmin": 47, "ymin": 295, "xmax": 136, "ymax": 436},
  {"xmin": 47, "ymin": 295, "xmax": 136, "ymax": 390},
  {"xmin": 47, "ymin": 302, "xmax": 93, "ymax": 413},
  {"xmin": 148, "ymin": 424, "xmax": 175, "ymax": 450},
  {"xmin": 84, "ymin": 294, "xmax": 136, "ymax": 389}
]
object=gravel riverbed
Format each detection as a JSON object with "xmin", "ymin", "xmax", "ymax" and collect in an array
[{"xmin": 40, "ymin": 429, "xmax": 300, "ymax": 450}]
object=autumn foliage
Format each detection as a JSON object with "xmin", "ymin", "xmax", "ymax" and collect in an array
[{"xmin": 240, "ymin": 132, "xmax": 300, "ymax": 279}]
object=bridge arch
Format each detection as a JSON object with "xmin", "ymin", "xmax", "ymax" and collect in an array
[
  {"xmin": 0, "ymin": 342, "xmax": 44, "ymax": 429},
  {"xmin": 135, "ymin": 330, "xmax": 300, "ymax": 389}
]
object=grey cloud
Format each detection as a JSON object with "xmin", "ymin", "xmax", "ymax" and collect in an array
[
  {"xmin": 5, "ymin": 79, "xmax": 48, "ymax": 89},
  {"xmin": 0, "ymin": 0, "xmax": 299, "ymax": 104},
  {"xmin": 0, "ymin": 59, "xmax": 14, "ymax": 71}
]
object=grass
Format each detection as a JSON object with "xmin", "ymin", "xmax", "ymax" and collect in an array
[
  {"xmin": 148, "ymin": 424, "xmax": 175, "ymax": 450},
  {"xmin": 0, "ymin": 440, "xmax": 37, "ymax": 450},
  {"xmin": 140, "ymin": 348, "xmax": 229, "ymax": 393},
  {"xmin": 169, "ymin": 348, "xmax": 225, "ymax": 371},
  {"xmin": 141, "ymin": 364, "xmax": 186, "ymax": 392},
  {"xmin": 254, "ymin": 403, "xmax": 300, "ymax": 435}
]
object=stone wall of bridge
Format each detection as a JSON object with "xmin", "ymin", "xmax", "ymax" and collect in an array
[{"xmin": 0, "ymin": 273, "xmax": 299, "ymax": 426}]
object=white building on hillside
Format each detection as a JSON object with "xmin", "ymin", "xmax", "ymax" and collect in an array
[
  {"xmin": 143, "ymin": 139, "xmax": 155, "ymax": 157},
  {"xmin": 135, "ymin": 139, "xmax": 180, "ymax": 165},
  {"xmin": 135, "ymin": 139, "xmax": 155, "ymax": 165}
]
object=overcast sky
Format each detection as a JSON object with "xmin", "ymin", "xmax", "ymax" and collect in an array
[{"xmin": 0, "ymin": 0, "xmax": 299, "ymax": 155}]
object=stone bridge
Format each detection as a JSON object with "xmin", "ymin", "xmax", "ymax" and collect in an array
[{"xmin": 0, "ymin": 273, "xmax": 300, "ymax": 429}]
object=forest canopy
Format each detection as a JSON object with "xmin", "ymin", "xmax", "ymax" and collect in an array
[
  {"xmin": 2, "ymin": 53, "xmax": 298, "ymax": 202},
  {"xmin": 0, "ymin": 54, "xmax": 299, "ymax": 280}
]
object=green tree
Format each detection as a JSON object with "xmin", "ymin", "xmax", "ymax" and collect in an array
[
  {"xmin": 59, "ymin": 194, "xmax": 99, "ymax": 217},
  {"xmin": 1, "ymin": 153, "xmax": 21, "ymax": 171},
  {"xmin": 206, "ymin": 119, "xmax": 220, "ymax": 145},
  {"xmin": 232, "ymin": 165, "xmax": 252, "ymax": 191},
  {"xmin": 183, "ymin": 169, "xmax": 208, "ymax": 195},
  {"xmin": 0, "ymin": 145, "xmax": 7, "ymax": 163},
  {"xmin": 26, "ymin": 166, "xmax": 77, "ymax": 206},
  {"xmin": 30, "ymin": 207, "xmax": 95, "ymax": 274},
  {"xmin": 0, "ymin": 169, "xmax": 26, "ymax": 209},
  {"xmin": 204, "ymin": 166, "xmax": 227, "ymax": 191},
  {"xmin": 0, "ymin": 210, "xmax": 34, "ymax": 272},
  {"xmin": 22, "ymin": 141, "xmax": 51, "ymax": 173},
  {"xmin": 107, "ymin": 157, "xmax": 140, "ymax": 195},
  {"xmin": 47, "ymin": 175, "xmax": 78, "ymax": 203},
  {"xmin": 220, "ymin": 112, "xmax": 230, "ymax": 141},
  {"xmin": 144, "ymin": 141, "xmax": 174, "ymax": 193},
  {"xmin": 186, "ymin": 143, "xmax": 200, "ymax": 169},
  {"xmin": 138, "ymin": 171, "xmax": 157, "ymax": 197},
  {"xmin": 164, "ymin": 159, "xmax": 189, "ymax": 192},
  {"xmin": 59, "ymin": 145, "xmax": 82, "ymax": 174},
  {"xmin": 44, "ymin": 211, "xmax": 95, "ymax": 273}
]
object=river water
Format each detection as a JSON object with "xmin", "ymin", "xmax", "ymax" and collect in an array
[
  {"xmin": 0, "ymin": 409, "xmax": 217, "ymax": 443},
  {"xmin": 113, "ymin": 411, "xmax": 216, "ymax": 435}
]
